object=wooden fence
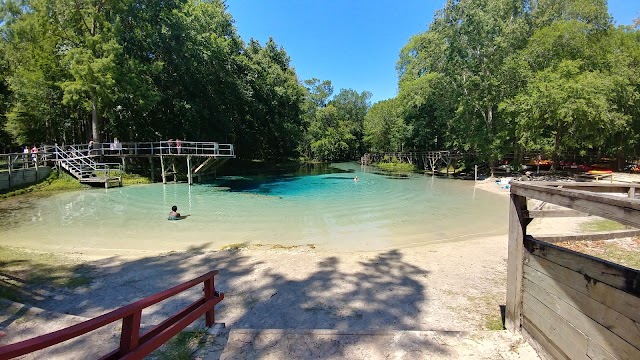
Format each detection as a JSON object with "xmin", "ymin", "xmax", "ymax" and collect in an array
[
  {"xmin": 0, "ymin": 270, "xmax": 224, "ymax": 359},
  {"xmin": 506, "ymin": 182, "xmax": 640, "ymax": 360}
]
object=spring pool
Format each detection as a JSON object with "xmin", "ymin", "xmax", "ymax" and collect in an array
[{"xmin": 0, "ymin": 163, "xmax": 508, "ymax": 254}]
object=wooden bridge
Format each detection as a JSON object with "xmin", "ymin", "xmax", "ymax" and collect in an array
[
  {"xmin": 0, "ymin": 141, "xmax": 235, "ymax": 189},
  {"xmin": 361, "ymin": 151, "xmax": 470, "ymax": 173}
]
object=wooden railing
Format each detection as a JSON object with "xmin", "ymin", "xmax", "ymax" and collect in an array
[
  {"xmin": 505, "ymin": 182, "xmax": 640, "ymax": 360},
  {"xmin": 0, "ymin": 270, "xmax": 224, "ymax": 359},
  {"xmin": 0, "ymin": 141, "xmax": 235, "ymax": 169},
  {"xmin": 86, "ymin": 141, "xmax": 235, "ymax": 157}
]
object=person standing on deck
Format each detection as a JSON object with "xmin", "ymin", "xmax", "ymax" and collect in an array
[
  {"xmin": 23, "ymin": 146, "xmax": 29, "ymax": 168},
  {"xmin": 176, "ymin": 138, "xmax": 182, "ymax": 154},
  {"xmin": 167, "ymin": 139, "xmax": 174, "ymax": 154},
  {"xmin": 30, "ymin": 145, "xmax": 38, "ymax": 165}
]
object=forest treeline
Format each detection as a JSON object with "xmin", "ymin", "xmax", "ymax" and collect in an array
[
  {"xmin": 1, "ymin": 0, "xmax": 639, "ymax": 167},
  {"xmin": 372, "ymin": 0, "xmax": 640, "ymax": 168}
]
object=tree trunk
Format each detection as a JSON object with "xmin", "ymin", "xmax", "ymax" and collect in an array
[
  {"xmin": 91, "ymin": 96, "xmax": 101, "ymax": 143},
  {"xmin": 616, "ymin": 133, "xmax": 625, "ymax": 171},
  {"xmin": 552, "ymin": 129, "xmax": 561, "ymax": 172}
]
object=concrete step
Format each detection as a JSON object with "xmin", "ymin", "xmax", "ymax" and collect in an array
[{"xmin": 195, "ymin": 328, "xmax": 540, "ymax": 360}]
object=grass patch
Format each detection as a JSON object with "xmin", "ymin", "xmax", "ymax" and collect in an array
[
  {"xmin": 579, "ymin": 219, "xmax": 627, "ymax": 232},
  {"xmin": 150, "ymin": 330, "xmax": 206, "ymax": 360},
  {"xmin": 120, "ymin": 172, "xmax": 153, "ymax": 185},
  {"xmin": 0, "ymin": 246, "xmax": 93, "ymax": 302},
  {"xmin": 0, "ymin": 171, "xmax": 86, "ymax": 199},
  {"xmin": 375, "ymin": 162, "xmax": 417, "ymax": 173},
  {"xmin": 556, "ymin": 238, "xmax": 640, "ymax": 270},
  {"xmin": 221, "ymin": 243, "xmax": 247, "ymax": 251},
  {"xmin": 600, "ymin": 243, "xmax": 640, "ymax": 269},
  {"xmin": 485, "ymin": 314, "xmax": 505, "ymax": 330}
]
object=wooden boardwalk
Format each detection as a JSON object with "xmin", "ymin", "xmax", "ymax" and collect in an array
[
  {"xmin": 0, "ymin": 141, "xmax": 235, "ymax": 188},
  {"xmin": 78, "ymin": 140, "xmax": 235, "ymax": 184}
]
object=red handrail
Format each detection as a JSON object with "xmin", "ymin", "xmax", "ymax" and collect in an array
[{"xmin": 0, "ymin": 270, "xmax": 224, "ymax": 360}]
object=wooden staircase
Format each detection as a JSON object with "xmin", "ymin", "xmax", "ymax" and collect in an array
[{"xmin": 53, "ymin": 145, "xmax": 122, "ymax": 188}]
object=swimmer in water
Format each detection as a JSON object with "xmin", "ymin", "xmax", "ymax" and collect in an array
[
  {"xmin": 354, "ymin": 176, "xmax": 359, "ymax": 182},
  {"xmin": 168, "ymin": 205, "xmax": 189, "ymax": 220}
]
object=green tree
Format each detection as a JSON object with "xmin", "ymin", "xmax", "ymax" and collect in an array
[
  {"xmin": 329, "ymin": 88, "xmax": 371, "ymax": 158},
  {"xmin": 237, "ymin": 38, "xmax": 305, "ymax": 159},
  {"xmin": 396, "ymin": 0, "xmax": 530, "ymax": 160},
  {"xmin": 364, "ymin": 98, "xmax": 408, "ymax": 152}
]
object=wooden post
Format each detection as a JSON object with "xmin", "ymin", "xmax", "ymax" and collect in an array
[
  {"xmin": 119, "ymin": 310, "xmax": 142, "ymax": 354},
  {"xmin": 160, "ymin": 153, "xmax": 166, "ymax": 184},
  {"xmin": 630, "ymin": 187, "xmax": 636, "ymax": 199},
  {"xmin": 149, "ymin": 156, "xmax": 155, "ymax": 182},
  {"xmin": 505, "ymin": 193, "xmax": 527, "ymax": 333},
  {"xmin": 172, "ymin": 161, "xmax": 177, "ymax": 182},
  {"xmin": 121, "ymin": 157, "xmax": 127, "ymax": 173},
  {"xmin": 187, "ymin": 156, "xmax": 192, "ymax": 185},
  {"xmin": 7, "ymin": 155, "xmax": 12, "ymax": 188},
  {"xmin": 446, "ymin": 153, "xmax": 450, "ymax": 175},
  {"xmin": 204, "ymin": 277, "xmax": 215, "ymax": 327},
  {"xmin": 34, "ymin": 153, "xmax": 39, "ymax": 181}
]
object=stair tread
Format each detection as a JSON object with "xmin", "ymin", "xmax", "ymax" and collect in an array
[{"xmin": 201, "ymin": 328, "xmax": 540, "ymax": 360}]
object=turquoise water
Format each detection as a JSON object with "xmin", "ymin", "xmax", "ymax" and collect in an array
[{"xmin": 0, "ymin": 163, "xmax": 508, "ymax": 254}]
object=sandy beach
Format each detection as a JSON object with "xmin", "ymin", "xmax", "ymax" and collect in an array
[{"xmin": 1, "ymin": 233, "xmax": 527, "ymax": 358}]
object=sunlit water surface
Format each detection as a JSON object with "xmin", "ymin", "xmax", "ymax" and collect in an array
[{"xmin": 0, "ymin": 163, "xmax": 508, "ymax": 254}]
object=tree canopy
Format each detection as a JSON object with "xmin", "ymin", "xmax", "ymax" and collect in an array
[
  {"xmin": 2, "ymin": 0, "xmax": 639, "ymax": 166},
  {"xmin": 375, "ymin": 0, "xmax": 640, "ymax": 167}
]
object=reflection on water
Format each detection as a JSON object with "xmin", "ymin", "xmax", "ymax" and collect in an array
[{"xmin": 0, "ymin": 163, "xmax": 508, "ymax": 253}]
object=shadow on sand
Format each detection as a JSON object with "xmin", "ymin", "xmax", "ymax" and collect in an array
[{"xmin": 0, "ymin": 245, "xmax": 451, "ymax": 358}]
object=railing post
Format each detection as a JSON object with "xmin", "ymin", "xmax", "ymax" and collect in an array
[
  {"xmin": 204, "ymin": 276, "xmax": 215, "ymax": 327},
  {"xmin": 187, "ymin": 156, "xmax": 192, "ymax": 185},
  {"xmin": 7, "ymin": 155, "xmax": 12, "ymax": 188},
  {"xmin": 119, "ymin": 310, "xmax": 142, "ymax": 355},
  {"xmin": 505, "ymin": 191, "xmax": 527, "ymax": 333}
]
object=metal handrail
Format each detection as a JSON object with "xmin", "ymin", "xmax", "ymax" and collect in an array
[{"xmin": 0, "ymin": 271, "xmax": 224, "ymax": 359}]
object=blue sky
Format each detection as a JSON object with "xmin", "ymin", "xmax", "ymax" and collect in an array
[{"xmin": 227, "ymin": 0, "xmax": 639, "ymax": 105}]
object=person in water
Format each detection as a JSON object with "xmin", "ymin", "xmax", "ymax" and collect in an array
[
  {"xmin": 168, "ymin": 205, "xmax": 188, "ymax": 220},
  {"xmin": 354, "ymin": 176, "xmax": 359, "ymax": 182}
]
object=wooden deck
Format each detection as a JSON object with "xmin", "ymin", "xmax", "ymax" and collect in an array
[{"xmin": 1, "ymin": 141, "xmax": 235, "ymax": 189}]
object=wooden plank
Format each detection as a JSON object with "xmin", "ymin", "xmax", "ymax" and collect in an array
[
  {"xmin": 525, "ymin": 253, "xmax": 640, "ymax": 324},
  {"xmin": 524, "ymin": 268, "xmax": 640, "ymax": 349},
  {"xmin": 522, "ymin": 302, "xmax": 580, "ymax": 360},
  {"xmin": 523, "ymin": 280, "xmax": 640, "ymax": 360},
  {"xmin": 529, "ymin": 181, "xmax": 640, "ymax": 192},
  {"xmin": 511, "ymin": 182, "xmax": 640, "ymax": 228},
  {"xmin": 523, "ymin": 209, "xmax": 590, "ymax": 218},
  {"xmin": 522, "ymin": 321, "xmax": 568, "ymax": 360},
  {"xmin": 534, "ymin": 229, "xmax": 640, "ymax": 244},
  {"xmin": 505, "ymin": 194, "xmax": 527, "ymax": 332},
  {"xmin": 586, "ymin": 339, "xmax": 617, "ymax": 360},
  {"xmin": 525, "ymin": 237, "xmax": 640, "ymax": 296}
]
